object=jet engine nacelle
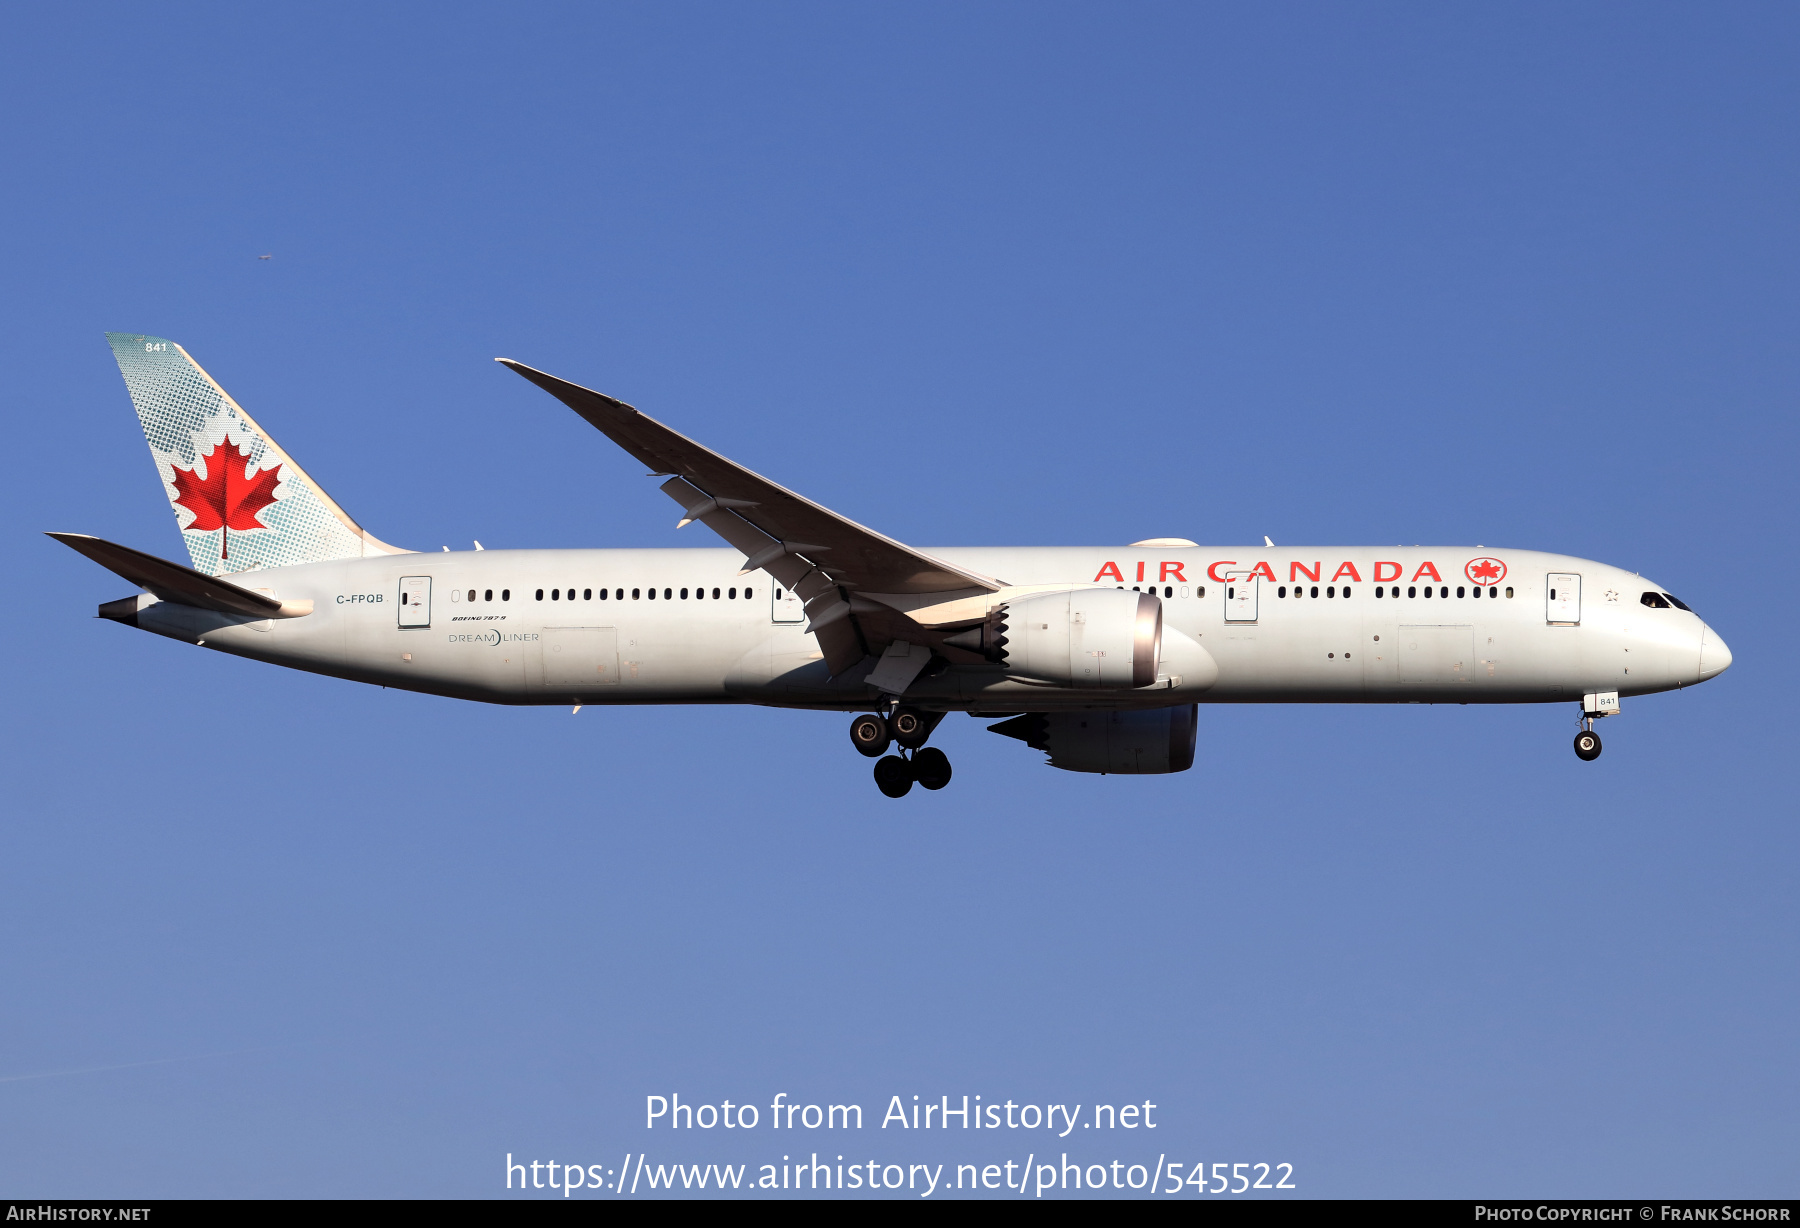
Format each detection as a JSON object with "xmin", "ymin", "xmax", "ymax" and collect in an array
[
  {"xmin": 988, "ymin": 705, "xmax": 1198, "ymax": 774},
  {"xmin": 946, "ymin": 587, "xmax": 1161, "ymax": 688}
]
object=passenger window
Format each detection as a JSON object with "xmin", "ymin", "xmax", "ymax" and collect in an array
[
  {"xmin": 1640, "ymin": 591, "xmax": 1671, "ymax": 608},
  {"xmin": 681, "ymin": 588, "xmax": 689, "ymax": 599},
  {"xmin": 633, "ymin": 588, "xmax": 641, "ymax": 600},
  {"xmin": 1343, "ymin": 586, "xmax": 1352, "ymax": 597},
  {"xmin": 1197, "ymin": 586, "xmax": 1205, "ymax": 598},
  {"xmin": 551, "ymin": 589, "xmax": 559, "ymax": 600},
  {"xmin": 583, "ymin": 588, "xmax": 592, "ymax": 600},
  {"xmin": 662, "ymin": 588, "xmax": 671, "ymax": 600},
  {"xmin": 728, "ymin": 587, "xmax": 737, "ymax": 599},
  {"xmin": 649, "ymin": 588, "xmax": 657, "ymax": 600},
  {"xmin": 1327, "ymin": 586, "xmax": 1335, "ymax": 598},
  {"xmin": 1663, "ymin": 592, "xmax": 1692, "ymax": 611},
  {"xmin": 467, "ymin": 589, "xmax": 476, "ymax": 602},
  {"xmin": 1375, "ymin": 586, "xmax": 1384, "ymax": 598},
  {"xmin": 502, "ymin": 589, "xmax": 510, "ymax": 601},
  {"xmin": 1505, "ymin": 587, "xmax": 1514, "ymax": 598},
  {"xmin": 484, "ymin": 589, "xmax": 492, "ymax": 601},
  {"xmin": 712, "ymin": 587, "xmax": 721, "ymax": 599},
  {"xmin": 1310, "ymin": 586, "xmax": 1318, "ymax": 598},
  {"xmin": 1456, "ymin": 586, "xmax": 1465, "ymax": 598},
  {"xmin": 600, "ymin": 588, "xmax": 608, "ymax": 600},
  {"xmin": 1278, "ymin": 586, "xmax": 1287, "ymax": 598},
  {"xmin": 745, "ymin": 588, "xmax": 753, "ymax": 599},
  {"xmin": 536, "ymin": 589, "xmax": 545, "ymax": 601}
]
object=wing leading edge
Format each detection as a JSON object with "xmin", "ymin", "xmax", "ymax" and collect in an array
[{"xmin": 495, "ymin": 359, "xmax": 1002, "ymax": 679}]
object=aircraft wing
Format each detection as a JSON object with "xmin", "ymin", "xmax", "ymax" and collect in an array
[
  {"xmin": 497, "ymin": 359, "xmax": 1003, "ymax": 678},
  {"xmin": 48, "ymin": 532, "xmax": 313, "ymax": 619}
]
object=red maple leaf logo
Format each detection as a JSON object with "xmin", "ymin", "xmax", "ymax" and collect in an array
[
  {"xmin": 1465, "ymin": 557, "xmax": 1506, "ymax": 585},
  {"xmin": 168, "ymin": 434, "xmax": 281, "ymax": 559}
]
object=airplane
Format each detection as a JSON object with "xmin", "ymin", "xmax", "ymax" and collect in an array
[{"xmin": 51, "ymin": 333, "xmax": 1733, "ymax": 797}]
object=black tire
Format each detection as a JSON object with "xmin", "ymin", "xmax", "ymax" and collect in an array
[
  {"xmin": 874, "ymin": 755, "xmax": 914, "ymax": 797},
  {"xmin": 850, "ymin": 713, "xmax": 891, "ymax": 758},
  {"xmin": 912, "ymin": 747, "xmax": 952, "ymax": 791},
  {"xmin": 1573, "ymin": 730, "xmax": 1602, "ymax": 761},
  {"xmin": 891, "ymin": 707, "xmax": 930, "ymax": 749}
]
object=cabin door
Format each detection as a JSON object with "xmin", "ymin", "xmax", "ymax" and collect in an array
[
  {"xmin": 398, "ymin": 576, "xmax": 431, "ymax": 628},
  {"xmin": 771, "ymin": 583, "xmax": 804, "ymax": 624},
  {"xmin": 1224, "ymin": 570, "xmax": 1259, "ymax": 623},
  {"xmin": 1546, "ymin": 573, "xmax": 1581, "ymax": 625}
]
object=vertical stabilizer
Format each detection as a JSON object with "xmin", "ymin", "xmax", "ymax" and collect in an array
[{"xmin": 106, "ymin": 333, "xmax": 408, "ymax": 576}]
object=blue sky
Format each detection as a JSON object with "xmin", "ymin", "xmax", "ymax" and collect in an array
[{"xmin": 1, "ymin": 3, "xmax": 1794, "ymax": 1198}]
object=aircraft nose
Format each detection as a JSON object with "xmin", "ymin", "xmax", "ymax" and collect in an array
[{"xmin": 1698, "ymin": 624, "xmax": 1733, "ymax": 681}]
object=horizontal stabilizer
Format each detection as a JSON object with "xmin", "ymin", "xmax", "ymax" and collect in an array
[{"xmin": 47, "ymin": 533, "xmax": 312, "ymax": 619}]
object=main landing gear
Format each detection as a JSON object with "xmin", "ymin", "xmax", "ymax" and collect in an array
[{"xmin": 851, "ymin": 708, "xmax": 951, "ymax": 797}]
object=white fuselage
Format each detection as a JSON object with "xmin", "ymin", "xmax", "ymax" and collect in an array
[{"xmin": 117, "ymin": 545, "xmax": 1730, "ymax": 713}]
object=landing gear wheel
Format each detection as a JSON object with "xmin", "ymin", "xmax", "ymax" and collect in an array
[
  {"xmin": 1573, "ymin": 730, "xmax": 1602, "ymax": 761},
  {"xmin": 850, "ymin": 713, "xmax": 891, "ymax": 758},
  {"xmin": 891, "ymin": 707, "xmax": 931, "ymax": 750},
  {"xmin": 874, "ymin": 755, "xmax": 914, "ymax": 797},
  {"xmin": 912, "ymin": 747, "xmax": 952, "ymax": 791}
]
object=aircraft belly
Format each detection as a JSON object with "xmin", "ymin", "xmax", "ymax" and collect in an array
[
  {"xmin": 134, "ymin": 596, "xmax": 348, "ymax": 674},
  {"xmin": 725, "ymin": 627, "xmax": 860, "ymax": 703},
  {"xmin": 1201, "ymin": 627, "xmax": 1369, "ymax": 699},
  {"xmin": 606, "ymin": 624, "xmax": 737, "ymax": 702}
]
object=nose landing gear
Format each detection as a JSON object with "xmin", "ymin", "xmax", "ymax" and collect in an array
[
  {"xmin": 853, "ymin": 710, "xmax": 953, "ymax": 796},
  {"xmin": 1571, "ymin": 692, "xmax": 1617, "ymax": 761}
]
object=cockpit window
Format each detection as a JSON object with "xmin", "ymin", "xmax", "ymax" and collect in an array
[
  {"xmin": 1640, "ymin": 592, "xmax": 1671, "ymax": 609},
  {"xmin": 1662, "ymin": 592, "xmax": 1692, "ymax": 612}
]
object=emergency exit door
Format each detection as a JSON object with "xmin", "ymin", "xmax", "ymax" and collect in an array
[
  {"xmin": 1224, "ymin": 571, "xmax": 1259, "ymax": 623},
  {"xmin": 1546, "ymin": 573, "xmax": 1581, "ymax": 625},
  {"xmin": 398, "ymin": 576, "xmax": 431, "ymax": 628}
]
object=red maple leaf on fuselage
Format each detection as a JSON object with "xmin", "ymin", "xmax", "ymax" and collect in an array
[
  {"xmin": 1469, "ymin": 559, "xmax": 1502, "ymax": 581},
  {"xmin": 169, "ymin": 434, "xmax": 282, "ymax": 558}
]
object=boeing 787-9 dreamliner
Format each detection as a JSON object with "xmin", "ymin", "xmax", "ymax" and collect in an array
[{"xmin": 52, "ymin": 334, "xmax": 1733, "ymax": 796}]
